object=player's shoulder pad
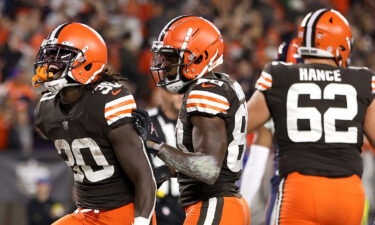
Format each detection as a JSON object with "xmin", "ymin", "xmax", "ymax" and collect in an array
[
  {"xmin": 256, "ymin": 63, "xmax": 275, "ymax": 92},
  {"xmin": 39, "ymin": 91, "xmax": 58, "ymax": 102},
  {"xmin": 348, "ymin": 66, "xmax": 369, "ymax": 71},
  {"xmin": 186, "ymin": 78, "xmax": 230, "ymax": 115},
  {"xmin": 264, "ymin": 60, "xmax": 293, "ymax": 73},
  {"xmin": 195, "ymin": 78, "xmax": 225, "ymax": 88},
  {"xmin": 93, "ymin": 81, "xmax": 137, "ymax": 126},
  {"xmin": 347, "ymin": 66, "xmax": 374, "ymax": 78},
  {"xmin": 271, "ymin": 60, "xmax": 294, "ymax": 66},
  {"xmin": 92, "ymin": 81, "xmax": 130, "ymax": 95}
]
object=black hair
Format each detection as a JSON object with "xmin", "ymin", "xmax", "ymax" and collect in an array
[{"xmin": 84, "ymin": 68, "xmax": 127, "ymax": 91}]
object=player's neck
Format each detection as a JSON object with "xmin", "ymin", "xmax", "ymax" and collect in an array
[
  {"xmin": 304, "ymin": 58, "xmax": 338, "ymax": 67},
  {"xmin": 59, "ymin": 86, "xmax": 85, "ymax": 104}
]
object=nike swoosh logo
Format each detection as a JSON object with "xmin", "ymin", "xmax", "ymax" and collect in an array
[
  {"xmin": 111, "ymin": 89, "xmax": 122, "ymax": 95},
  {"xmin": 201, "ymin": 83, "xmax": 216, "ymax": 88}
]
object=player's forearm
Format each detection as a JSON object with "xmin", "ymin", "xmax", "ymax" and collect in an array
[
  {"xmin": 133, "ymin": 179, "xmax": 156, "ymax": 222},
  {"xmin": 147, "ymin": 141, "xmax": 220, "ymax": 185}
]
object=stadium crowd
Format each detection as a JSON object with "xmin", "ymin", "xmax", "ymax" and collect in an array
[{"xmin": 0, "ymin": 0, "xmax": 375, "ymax": 224}]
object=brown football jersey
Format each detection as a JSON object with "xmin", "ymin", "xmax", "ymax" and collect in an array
[
  {"xmin": 176, "ymin": 73, "xmax": 247, "ymax": 206},
  {"xmin": 35, "ymin": 81, "xmax": 140, "ymax": 210},
  {"xmin": 256, "ymin": 62, "xmax": 375, "ymax": 178}
]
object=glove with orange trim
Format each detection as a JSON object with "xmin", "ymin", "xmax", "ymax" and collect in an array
[{"xmin": 31, "ymin": 66, "xmax": 53, "ymax": 88}]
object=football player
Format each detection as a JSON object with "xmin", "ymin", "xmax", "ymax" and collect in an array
[
  {"xmin": 32, "ymin": 22, "xmax": 156, "ymax": 225},
  {"xmin": 133, "ymin": 16, "xmax": 250, "ymax": 225},
  {"xmin": 246, "ymin": 8, "xmax": 375, "ymax": 225},
  {"xmin": 240, "ymin": 38, "xmax": 301, "ymax": 225}
]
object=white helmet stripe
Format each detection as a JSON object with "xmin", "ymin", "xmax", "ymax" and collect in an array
[
  {"xmin": 178, "ymin": 28, "xmax": 193, "ymax": 66},
  {"xmin": 176, "ymin": 27, "xmax": 193, "ymax": 81},
  {"xmin": 300, "ymin": 12, "xmax": 312, "ymax": 28},
  {"xmin": 305, "ymin": 8, "xmax": 328, "ymax": 47},
  {"xmin": 180, "ymin": 28, "xmax": 193, "ymax": 52},
  {"xmin": 49, "ymin": 22, "xmax": 70, "ymax": 40},
  {"xmin": 158, "ymin": 15, "xmax": 191, "ymax": 41}
]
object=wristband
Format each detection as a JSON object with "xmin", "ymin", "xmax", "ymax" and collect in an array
[
  {"xmin": 240, "ymin": 144, "xmax": 270, "ymax": 206},
  {"xmin": 133, "ymin": 217, "xmax": 150, "ymax": 225}
]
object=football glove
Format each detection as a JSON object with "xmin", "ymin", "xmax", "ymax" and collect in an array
[
  {"xmin": 132, "ymin": 109, "xmax": 163, "ymax": 154},
  {"xmin": 153, "ymin": 165, "xmax": 172, "ymax": 187}
]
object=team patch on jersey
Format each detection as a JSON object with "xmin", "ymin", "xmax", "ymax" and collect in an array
[
  {"xmin": 256, "ymin": 71, "xmax": 273, "ymax": 91},
  {"xmin": 372, "ymin": 76, "xmax": 375, "ymax": 94},
  {"xmin": 104, "ymin": 95, "xmax": 136, "ymax": 125},
  {"xmin": 186, "ymin": 90, "xmax": 229, "ymax": 115}
]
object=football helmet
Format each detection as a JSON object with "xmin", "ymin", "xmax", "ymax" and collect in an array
[
  {"xmin": 277, "ymin": 38, "xmax": 302, "ymax": 64},
  {"xmin": 150, "ymin": 15, "xmax": 224, "ymax": 93},
  {"xmin": 297, "ymin": 9, "xmax": 353, "ymax": 67},
  {"xmin": 32, "ymin": 22, "xmax": 108, "ymax": 92}
]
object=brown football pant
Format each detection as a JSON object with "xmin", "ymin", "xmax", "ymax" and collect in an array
[
  {"xmin": 276, "ymin": 172, "xmax": 365, "ymax": 225},
  {"xmin": 183, "ymin": 196, "xmax": 250, "ymax": 225},
  {"xmin": 52, "ymin": 202, "xmax": 157, "ymax": 225}
]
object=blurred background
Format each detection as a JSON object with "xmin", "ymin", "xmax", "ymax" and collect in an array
[{"xmin": 0, "ymin": 0, "xmax": 374, "ymax": 224}]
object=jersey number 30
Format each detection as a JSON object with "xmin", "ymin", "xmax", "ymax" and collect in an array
[
  {"xmin": 287, "ymin": 83, "xmax": 358, "ymax": 143},
  {"xmin": 55, "ymin": 138, "xmax": 115, "ymax": 182}
]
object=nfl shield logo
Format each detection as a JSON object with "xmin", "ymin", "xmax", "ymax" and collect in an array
[{"xmin": 62, "ymin": 121, "xmax": 69, "ymax": 130}]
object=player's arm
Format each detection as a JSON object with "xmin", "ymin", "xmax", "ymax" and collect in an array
[
  {"xmin": 240, "ymin": 125, "xmax": 272, "ymax": 206},
  {"xmin": 109, "ymin": 123, "xmax": 156, "ymax": 224},
  {"xmin": 246, "ymin": 90, "xmax": 271, "ymax": 133},
  {"xmin": 147, "ymin": 115, "xmax": 227, "ymax": 185},
  {"xmin": 247, "ymin": 63, "xmax": 274, "ymax": 133},
  {"xmin": 364, "ymin": 99, "xmax": 375, "ymax": 147}
]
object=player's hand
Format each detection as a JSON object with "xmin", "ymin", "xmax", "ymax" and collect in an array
[{"xmin": 132, "ymin": 109, "xmax": 162, "ymax": 145}]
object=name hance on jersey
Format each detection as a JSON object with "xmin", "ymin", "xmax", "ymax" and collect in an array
[{"xmin": 299, "ymin": 68, "xmax": 341, "ymax": 82}]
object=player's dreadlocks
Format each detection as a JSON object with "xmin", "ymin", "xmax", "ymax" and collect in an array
[{"xmin": 85, "ymin": 68, "xmax": 128, "ymax": 91}]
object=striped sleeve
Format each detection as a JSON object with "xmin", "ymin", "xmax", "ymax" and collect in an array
[
  {"xmin": 104, "ymin": 95, "xmax": 136, "ymax": 125},
  {"xmin": 372, "ymin": 76, "xmax": 375, "ymax": 94},
  {"xmin": 186, "ymin": 90, "xmax": 229, "ymax": 115},
  {"xmin": 255, "ymin": 71, "xmax": 272, "ymax": 91}
]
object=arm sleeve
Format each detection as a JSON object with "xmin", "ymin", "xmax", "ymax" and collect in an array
[
  {"xmin": 240, "ymin": 144, "xmax": 270, "ymax": 207},
  {"xmin": 95, "ymin": 85, "xmax": 137, "ymax": 131},
  {"xmin": 255, "ymin": 62, "xmax": 273, "ymax": 92}
]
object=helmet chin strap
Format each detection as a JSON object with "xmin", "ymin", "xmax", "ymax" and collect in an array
[
  {"xmin": 44, "ymin": 78, "xmax": 82, "ymax": 93},
  {"xmin": 44, "ymin": 67, "xmax": 81, "ymax": 93}
]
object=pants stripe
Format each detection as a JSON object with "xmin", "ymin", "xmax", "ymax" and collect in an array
[
  {"xmin": 196, "ymin": 197, "xmax": 224, "ymax": 225},
  {"xmin": 197, "ymin": 200, "xmax": 209, "ymax": 225},
  {"xmin": 203, "ymin": 198, "xmax": 217, "ymax": 225},
  {"xmin": 275, "ymin": 178, "xmax": 286, "ymax": 225},
  {"xmin": 212, "ymin": 197, "xmax": 224, "ymax": 225}
]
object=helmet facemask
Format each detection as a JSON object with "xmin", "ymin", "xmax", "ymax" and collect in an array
[
  {"xmin": 150, "ymin": 42, "xmax": 195, "ymax": 93},
  {"xmin": 33, "ymin": 40, "xmax": 88, "ymax": 92}
]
